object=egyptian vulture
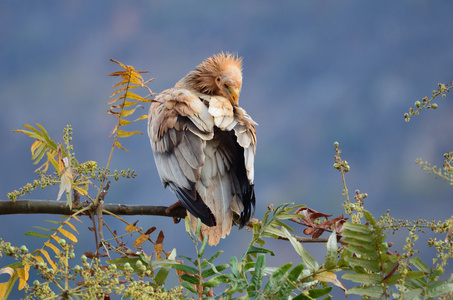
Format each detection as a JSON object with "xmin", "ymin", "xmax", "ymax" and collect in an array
[{"xmin": 148, "ymin": 53, "xmax": 257, "ymax": 246}]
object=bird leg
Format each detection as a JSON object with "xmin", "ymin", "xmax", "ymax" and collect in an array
[{"xmin": 165, "ymin": 200, "xmax": 185, "ymax": 224}]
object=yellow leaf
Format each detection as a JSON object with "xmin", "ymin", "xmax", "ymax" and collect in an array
[
  {"xmin": 31, "ymin": 140, "xmax": 41, "ymax": 157},
  {"xmin": 113, "ymin": 141, "xmax": 129, "ymax": 152},
  {"xmin": 112, "ymin": 79, "xmax": 130, "ymax": 89},
  {"xmin": 16, "ymin": 264, "xmax": 30, "ymax": 290},
  {"xmin": 126, "ymin": 92, "xmax": 145, "ymax": 101},
  {"xmin": 64, "ymin": 221, "xmax": 79, "ymax": 234},
  {"xmin": 133, "ymin": 234, "xmax": 149, "ymax": 247},
  {"xmin": 109, "ymin": 59, "xmax": 128, "ymax": 70},
  {"xmin": 44, "ymin": 242, "xmax": 60, "ymax": 256},
  {"xmin": 59, "ymin": 228, "xmax": 78, "ymax": 243},
  {"xmin": 154, "ymin": 244, "xmax": 163, "ymax": 260},
  {"xmin": 137, "ymin": 98, "xmax": 158, "ymax": 103},
  {"xmin": 74, "ymin": 184, "xmax": 89, "ymax": 196},
  {"xmin": 314, "ymin": 271, "xmax": 346, "ymax": 292},
  {"xmin": 125, "ymin": 224, "xmax": 137, "ymax": 232},
  {"xmin": 134, "ymin": 115, "xmax": 149, "ymax": 122},
  {"xmin": 50, "ymin": 235, "xmax": 61, "ymax": 243},
  {"xmin": 119, "ymin": 115, "xmax": 148, "ymax": 126},
  {"xmin": 117, "ymin": 130, "xmax": 143, "ymax": 138},
  {"xmin": 119, "ymin": 119, "xmax": 133, "ymax": 126},
  {"xmin": 124, "ymin": 100, "xmax": 137, "ymax": 107},
  {"xmin": 33, "ymin": 255, "xmax": 44, "ymax": 264},
  {"xmin": 121, "ymin": 105, "xmax": 143, "ymax": 117},
  {"xmin": 0, "ymin": 267, "xmax": 17, "ymax": 299},
  {"xmin": 109, "ymin": 86, "xmax": 127, "ymax": 98},
  {"xmin": 47, "ymin": 152, "xmax": 59, "ymax": 172},
  {"xmin": 72, "ymin": 215, "xmax": 82, "ymax": 223},
  {"xmin": 39, "ymin": 249, "xmax": 57, "ymax": 270}
]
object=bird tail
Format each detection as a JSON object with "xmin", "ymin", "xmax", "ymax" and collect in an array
[{"xmin": 191, "ymin": 171, "xmax": 241, "ymax": 246}]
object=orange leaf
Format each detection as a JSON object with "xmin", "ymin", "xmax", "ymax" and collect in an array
[
  {"xmin": 133, "ymin": 234, "xmax": 149, "ymax": 247},
  {"xmin": 155, "ymin": 244, "xmax": 164, "ymax": 260},
  {"xmin": 125, "ymin": 224, "xmax": 138, "ymax": 232}
]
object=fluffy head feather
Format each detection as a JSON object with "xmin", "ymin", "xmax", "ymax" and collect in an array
[{"xmin": 178, "ymin": 52, "xmax": 243, "ymax": 105}]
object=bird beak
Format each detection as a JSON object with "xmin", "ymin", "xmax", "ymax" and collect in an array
[{"xmin": 229, "ymin": 87, "xmax": 240, "ymax": 106}]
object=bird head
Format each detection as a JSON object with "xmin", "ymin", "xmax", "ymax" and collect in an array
[
  {"xmin": 183, "ymin": 52, "xmax": 243, "ymax": 106},
  {"xmin": 215, "ymin": 65, "xmax": 242, "ymax": 106}
]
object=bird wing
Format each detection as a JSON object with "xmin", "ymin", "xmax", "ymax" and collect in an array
[
  {"xmin": 148, "ymin": 88, "xmax": 216, "ymax": 226},
  {"xmin": 188, "ymin": 96, "xmax": 257, "ymax": 244}
]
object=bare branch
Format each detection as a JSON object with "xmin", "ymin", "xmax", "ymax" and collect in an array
[{"xmin": 0, "ymin": 200, "xmax": 187, "ymax": 219}]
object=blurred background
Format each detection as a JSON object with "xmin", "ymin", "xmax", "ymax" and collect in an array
[{"xmin": 1, "ymin": 1, "xmax": 453, "ymax": 298}]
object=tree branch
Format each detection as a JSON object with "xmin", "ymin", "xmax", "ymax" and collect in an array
[
  {"xmin": 0, "ymin": 200, "xmax": 187, "ymax": 219},
  {"xmin": 0, "ymin": 200, "xmax": 328, "ymax": 244}
]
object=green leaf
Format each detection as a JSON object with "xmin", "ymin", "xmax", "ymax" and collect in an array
[
  {"xmin": 410, "ymin": 257, "xmax": 429, "ymax": 273},
  {"xmin": 181, "ymin": 281, "xmax": 197, "ymax": 294},
  {"xmin": 342, "ymin": 222, "xmax": 372, "ymax": 234},
  {"xmin": 230, "ymin": 256, "xmax": 239, "ymax": 278},
  {"xmin": 248, "ymin": 254, "xmax": 265, "ymax": 297},
  {"xmin": 363, "ymin": 210, "xmax": 377, "ymax": 227},
  {"xmin": 426, "ymin": 283, "xmax": 453, "ymax": 297},
  {"xmin": 203, "ymin": 274, "xmax": 234, "ymax": 286},
  {"xmin": 283, "ymin": 228, "xmax": 319, "ymax": 271},
  {"xmin": 180, "ymin": 274, "xmax": 200, "ymax": 285},
  {"xmin": 43, "ymin": 220, "xmax": 63, "ymax": 225},
  {"xmin": 24, "ymin": 231, "xmax": 51, "ymax": 238},
  {"xmin": 325, "ymin": 230, "xmax": 338, "ymax": 269},
  {"xmin": 279, "ymin": 263, "xmax": 305, "ymax": 298},
  {"xmin": 207, "ymin": 250, "xmax": 223, "ymax": 263},
  {"xmin": 155, "ymin": 266, "xmax": 171, "ymax": 286},
  {"xmin": 32, "ymin": 226, "xmax": 56, "ymax": 232},
  {"xmin": 349, "ymin": 285, "xmax": 385, "ymax": 297},
  {"xmin": 171, "ymin": 263, "xmax": 199, "ymax": 275},
  {"xmin": 342, "ymin": 272, "xmax": 383, "ymax": 284},
  {"xmin": 345, "ymin": 256, "xmax": 381, "ymax": 273},
  {"xmin": 247, "ymin": 246, "xmax": 275, "ymax": 256},
  {"xmin": 201, "ymin": 263, "xmax": 228, "ymax": 278},
  {"xmin": 308, "ymin": 286, "xmax": 333, "ymax": 298},
  {"xmin": 195, "ymin": 218, "xmax": 202, "ymax": 245},
  {"xmin": 341, "ymin": 230, "xmax": 375, "ymax": 243},
  {"xmin": 198, "ymin": 235, "xmax": 208, "ymax": 259},
  {"xmin": 264, "ymin": 263, "xmax": 292, "ymax": 295},
  {"xmin": 342, "ymin": 237, "xmax": 375, "ymax": 251},
  {"xmin": 345, "ymin": 244, "xmax": 379, "ymax": 259}
]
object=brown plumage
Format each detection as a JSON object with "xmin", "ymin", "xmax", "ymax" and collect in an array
[{"xmin": 148, "ymin": 53, "xmax": 257, "ymax": 246}]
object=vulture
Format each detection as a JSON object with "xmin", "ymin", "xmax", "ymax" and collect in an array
[{"xmin": 147, "ymin": 52, "xmax": 257, "ymax": 246}]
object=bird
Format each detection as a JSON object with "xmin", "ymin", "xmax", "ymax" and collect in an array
[{"xmin": 147, "ymin": 52, "xmax": 257, "ymax": 246}]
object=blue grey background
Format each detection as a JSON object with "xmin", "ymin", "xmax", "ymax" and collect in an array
[{"xmin": 1, "ymin": 1, "xmax": 453, "ymax": 298}]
